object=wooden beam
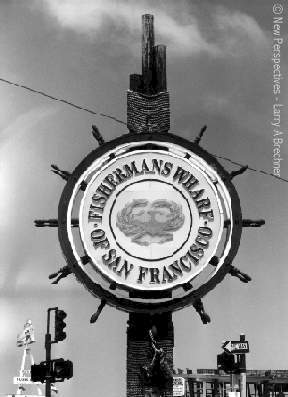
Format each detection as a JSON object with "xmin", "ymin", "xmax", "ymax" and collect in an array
[
  {"xmin": 129, "ymin": 73, "xmax": 143, "ymax": 92},
  {"xmin": 154, "ymin": 45, "xmax": 167, "ymax": 92},
  {"xmin": 142, "ymin": 14, "xmax": 155, "ymax": 94}
]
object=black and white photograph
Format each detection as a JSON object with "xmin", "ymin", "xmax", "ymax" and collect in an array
[{"xmin": 0, "ymin": 1, "xmax": 287, "ymax": 397}]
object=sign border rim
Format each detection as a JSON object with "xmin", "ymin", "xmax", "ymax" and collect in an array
[{"xmin": 58, "ymin": 132, "xmax": 242, "ymax": 313}]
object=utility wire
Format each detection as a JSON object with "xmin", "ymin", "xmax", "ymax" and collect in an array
[
  {"xmin": 0, "ymin": 77, "xmax": 127, "ymax": 126},
  {"xmin": 0, "ymin": 77, "xmax": 286, "ymax": 184},
  {"xmin": 214, "ymin": 154, "xmax": 288, "ymax": 183}
]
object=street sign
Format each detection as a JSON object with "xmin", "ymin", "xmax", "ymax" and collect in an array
[
  {"xmin": 223, "ymin": 341, "xmax": 249, "ymax": 354},
  {"xmin": 13, "ymin": 376, "xmax": 41, "ymax": 384}
]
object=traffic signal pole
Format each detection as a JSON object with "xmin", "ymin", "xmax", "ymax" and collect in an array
[
  {"xmin": 31, "ymin": 307, "xmax": 71, "ymax": 393},
  {"xmin": 45, "ymin": 332, "xmax": 51, "ymax": 397},
  {"xmin": 239, "ymin": 334, "xmax": 246, "ymax": 397},
  {"xmin": 45, "ymin": 307, "xmax": 56, "ymax": 397}
]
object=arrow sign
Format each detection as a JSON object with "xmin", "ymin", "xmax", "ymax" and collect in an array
[{"xmin": 222, "ymin": 340, "xmax": 249, "ymax": 354}]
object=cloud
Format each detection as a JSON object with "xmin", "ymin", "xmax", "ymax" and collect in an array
[
  {"xmin": 0, "ymin": 105, "xmax": 58, "ymax": 229},
  {"xmin": 0, "ymin": 106, "xmax": 59, "ymax": 291},
  {"xmin": 213, "ymin": 6, "xmax": 270, "ymax": 57},
  {"xmin": 0, "ymin": 301, "xmax": 16, "ymax": 347},
  {"xmin": 0, "ymin": 105, "xmax": 58, "ymax": 149},
  {"xmin": 38, "ymin": 0, "xmax": 269, "ymax": 58}
]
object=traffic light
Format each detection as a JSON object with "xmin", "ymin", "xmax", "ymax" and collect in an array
[
  {"xmin": 51, "ymin": 358, "xmax": 73, "ymax": 382},
  {"xmin": 54, "ymin": 309, "xmax": 67, "ymax": 342},
  {"xmin": 217, "ymin": 352, "xmax": 237, "ymax": 373},
  {"xmin": 31, "ymin": 362, "xmax": 47, "ymax": 383}
]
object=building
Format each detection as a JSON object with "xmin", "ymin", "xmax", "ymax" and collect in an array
[{"xmin": 174, "ymin": 369, "xmax": 288, "ymax": 397}]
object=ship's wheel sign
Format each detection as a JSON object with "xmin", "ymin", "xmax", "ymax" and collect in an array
[
  {"xmin": 57, "ymin": 131, "xmax": 242, "ymax": 313},
  {"xmin": 78, "ymin": 146, "xmax": 225, "ymax": 291},
  {"xmin": 37, "ymin": 13, "xmax": 264, "ymax": 316}
]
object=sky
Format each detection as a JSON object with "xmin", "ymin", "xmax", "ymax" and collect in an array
[{"xmin": 0, "ymin": 0, "xmax": 287, "ymax": 396}]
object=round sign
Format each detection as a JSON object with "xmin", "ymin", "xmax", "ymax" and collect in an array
[
  {"xmin": 79, "ymin": 150, "xmax": 223, "ymax": 290},
  {"xmin": 58, "ymin": 132, "xmax": 242, "ymax": 313}
]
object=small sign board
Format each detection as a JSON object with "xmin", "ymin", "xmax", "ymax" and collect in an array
[
  {"xmin": 13, "ymin": 376, "xmax": 41, "ymax": 385},
  {"xmin": 223, "ymin": 341, "xmax": 249, "ymax": 354},
  {"xmin": 173, "ymin": 377, "xmax": 185, "ymax": 396}
]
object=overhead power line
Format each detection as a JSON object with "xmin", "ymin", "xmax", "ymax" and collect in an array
[
  {"xmin": 0, "ymin": 77, "xmax": 286, "ymax": 184},
  {"xmin": 0, "ymin": 77, "xmax": 126, "ymax": 126},
  {"xmin": 214, "ymin": 154, "xmax": 288, "ymax": 183}
]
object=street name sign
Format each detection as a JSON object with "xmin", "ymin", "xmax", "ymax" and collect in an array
[
  {"xmin": 223, "ymin": 341, "xmax": 249, "ymax": 354},
  {"xmin": 13, "ymin": 376, "xmax": 41, "ymax": 385}
]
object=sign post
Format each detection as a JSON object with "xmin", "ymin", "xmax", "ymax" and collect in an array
[
  {"xmin": 230, "ymin": 373, "xmax": 238, "ymax": 395},
  {"xmin": 221, "ymin": 335, "xmax": 248, "ymax": 397},
  {"xmin": 239, "ymin": 334, "xmax": 247, "ymax": 397},
  {"xmin": 127, "ymin": 15, "xmax": 173, "ymax": 397}
]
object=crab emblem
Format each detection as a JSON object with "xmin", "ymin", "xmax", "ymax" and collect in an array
[{"xmin": 116, "ymin": 199, "xmax": 185, "ymax": 246}]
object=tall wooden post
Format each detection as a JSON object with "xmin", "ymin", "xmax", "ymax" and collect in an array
[
  {"xmin": 142, "ymin": 14, "xmax": 155, "ymax": 94},
  {"xmin": 126, "ymin": 14, "xmax": 173, "ymax": 397},
  {"xmin": 127, "ymin": 14, "xmax": 170, "ymax": 134},
  {"xmin": 154, "ymin": 45, "xmax": 167, "ymax": 92}
]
